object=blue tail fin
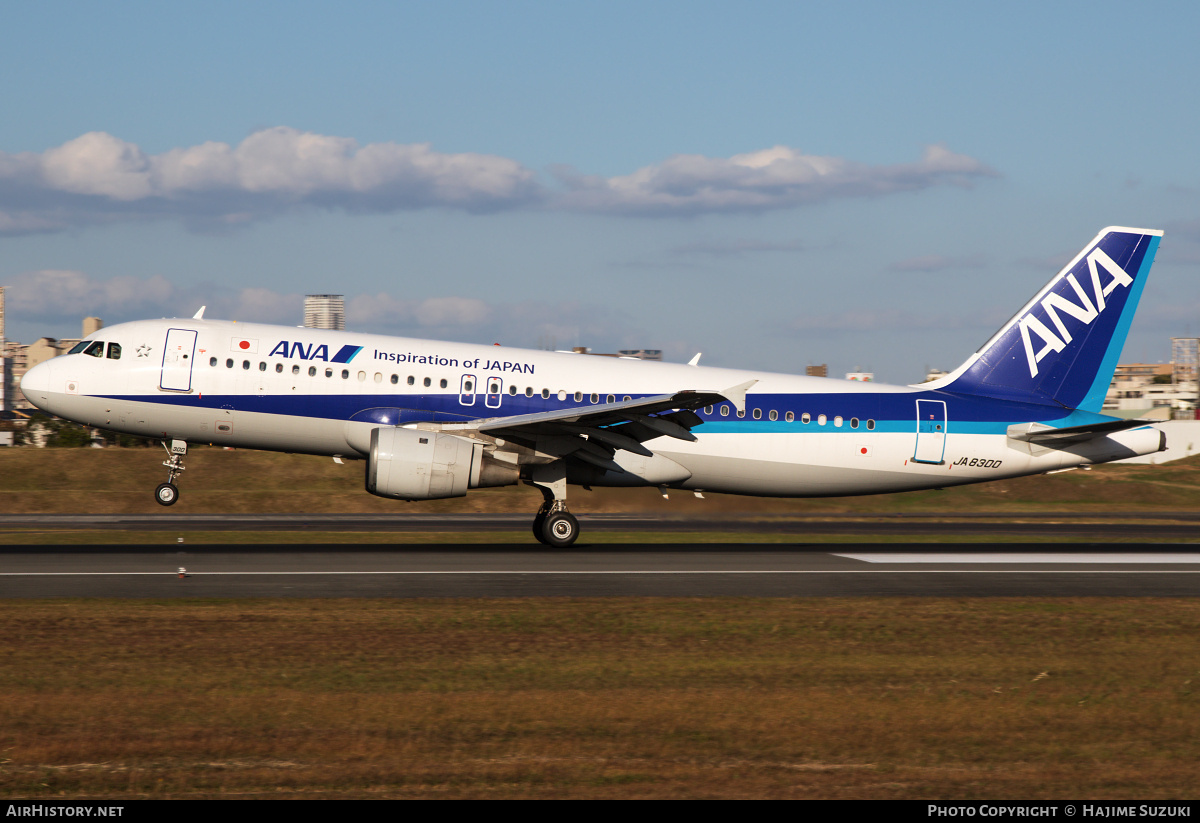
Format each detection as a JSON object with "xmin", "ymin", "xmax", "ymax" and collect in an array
[{"xmin": 933, "ymin": 226, "xmax": 1162, "ymax": 412}]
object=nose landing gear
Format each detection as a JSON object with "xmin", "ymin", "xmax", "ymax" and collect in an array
[{"xmin": 155, "ymin": 439, "xmax": 187, "ymax": 507}]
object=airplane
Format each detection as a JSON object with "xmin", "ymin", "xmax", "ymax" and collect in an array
[{"xmin": 20, "ymin": 226, "xmax": 1166, "ymax": 547}]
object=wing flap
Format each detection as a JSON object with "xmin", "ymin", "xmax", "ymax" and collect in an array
[{"xmin": 435, "ymin": 380, "xmax": 756, "ymax": 461}]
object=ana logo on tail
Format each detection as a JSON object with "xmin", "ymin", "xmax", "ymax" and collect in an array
[{"xmin": 1019, "ymin": 247, "xmax": 1133, "ymax": 378}]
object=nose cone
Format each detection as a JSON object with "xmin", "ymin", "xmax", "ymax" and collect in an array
[{"xmin": 20, "ymin": 359, "xmax": 57, "ymax": 411}]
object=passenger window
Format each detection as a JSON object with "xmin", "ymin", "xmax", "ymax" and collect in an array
[
  {"xmin": 526, "ymin": 387, "xmax": 534, "ymax": 397},
  {"xmin": 227, "ymin": 359, "xmax": 234, "ymax": 368},
  {"xmin": 309, "ymin": 366, "xmax": 317, "ymax": 376},
  {"xmin": 606, "ymin": 394, "xmax": 615, "ymax": 404},
  {"xmin": 752, "ymin": 409, "xmax": 761, "ymax": 420},
  {"xmin": 802, "ymin": 413, "xmax": 811, "ymax": 424},
  {"xmin": 390, "ymin": 374, "xmax": 398, "ymax": 384},
  {"xmin": 325, "ymin": 368, "xmax": 333, "ymax": 378},
  {"xmin": 373, "ymin": 373, "xmax": 382, "ymax": 383},
  {"xmin": 623, "ymin": 395, "xmax": 631, "ymax": 402},
  {"xmin": 424, "ymin": 377, "xmax": 431, "ymax": 387},
  {"xmin": 465, "ymin": 380, "xmax": 474, "ymax": 392},
  {"xmin": 210, "ymin": 357, "xmax": 218, "ymax": 367},
  {"xmin": 867, "ymin": 419, "xmax": 876, "ymax": 430},
  {"xmin": 259, "ymin": 361, "xmax": 267, "ymax": 371},
  {"xmin": 541, "ymin": 388, "xmax": 550, "ymax": 398},
  {"xmin": 293, "ymin": 365, "xmax": 301, "ymax": 375},
  {"xmin": 342, "ymin": 369, "xmax": 350, "ymax": 379},
  {"xmin": 705, "ymin": 406, "xmax": 713, "ymax": 415},
  {"xmin": 591, "ymin": 393, "xmax": 599, "ymax": 404},
  {"xmin": 574, "ymin": 391, "xmax": 582, "ymax": 402},
  {"xmin": 509, "ymin": 385, "xmax": 517, "ymax": 395},
  {"xmin": 737, "ymin": 409, "xmax": 745, "ymax": 419},
  {"xmin": 275, "ymin": 363, "xmax": 283, "ymax": 373},
  {"xmin": 834, "ymin": 416, "xmax": 843, "ymax": 427},
  {"xmin": 720, "ymin": 405, "xmax": 729, "ymax": 417},
  {"xmin": 242, "ymin": 360, "xmax": 250, "ymax": 370},
  {"xmin": 440, "ymin": 378, "xmax": 448, "ymax": 389},
  {"xmin": 84, "ymin": 341, "xmax": 104, "ymax": 358},
  {"xmin": 850, "ymin": 417, "xmax": 859, "ymax": 429},
  {"xmin": 785, "ymin": 411, "xmax": 794, "ymax": 422},
  {"xmin": 818, "ymin": 414, "xmax": 827, "ymax": 426},
  {"xmin": 106, "ymin": 343, "xmax": 121, "ymax": 360},
  {"xmin": 769, "ymin": 410, "xmax": 777, "ymax": 421}
]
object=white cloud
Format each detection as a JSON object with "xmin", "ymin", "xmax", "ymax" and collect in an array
[
  {"xmin": 0, "ymin": 128, "xmax": 542, "ymax": 234},
  {"xmin": 347, "ymin": 294, "xmax": 492, "ymax": 328},
  {"xmin": 672, "ymin": 238, "xmax": 807, "ymax": 257},
  {"xmin": 0, "ymin": 131, "xmax": 996, "ymax": 233},
  {"xmin": 2, "ymin": 269, "xmax": 637, "ymax": 351},
  {"xmin": 553, "ymin": 143, "xmax": 996, "ymax": 216},
  {"xmin": 890, "ymin": 253, "xmax": 985, "ymax": 272},
  {"xmin": 2, "ymin": 269, "xmax": 300, "ymax": 328},
  {"xmin": 4, "ymin": 270, "xmax": 177, "ymax": 319},
  {"xmin": 779, "ymin": 306, "xmax": 1007, "ymax": 335}
]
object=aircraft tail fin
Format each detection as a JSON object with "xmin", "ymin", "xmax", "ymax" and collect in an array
[{"xmin": 926, "ymin": 226, "xmax": 1163, "ymax": 412}]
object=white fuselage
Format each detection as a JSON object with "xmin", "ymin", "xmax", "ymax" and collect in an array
[{"xmin": 20, "ymin": 317, "xmax": 1163, "ymax": 498}]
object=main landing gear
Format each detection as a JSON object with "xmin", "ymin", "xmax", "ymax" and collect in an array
[
  {"xmin": 155, "ymin": 439, "xmax": 187, "ymax": 507},
  {"xmin": 529, "ymin": 461, "xmax": 579, "ymax": 547}
]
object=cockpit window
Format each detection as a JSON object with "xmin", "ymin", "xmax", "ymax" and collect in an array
[
  {"xmin": 83, "ymin": 341, "xmax": 105, "ymax": 358},
  {"xmin": 68, "ymin": 341, "xmax": 90, "ymax": 355},
  {"xmin": 106, "ymin": 343, "xmax": 121, "ymax": 360}
]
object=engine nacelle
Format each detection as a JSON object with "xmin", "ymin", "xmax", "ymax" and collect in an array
[
  {"xmin": 366, "ymin": 427, "xmax": 519, "ymax": 500},
  {"xmin": 367, "ymin": 427, "xmax": 477, "ymax": 500}
]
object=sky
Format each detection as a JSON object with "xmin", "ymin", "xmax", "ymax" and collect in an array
[{"xmin": 2, "ymin": 0, "xmax": 1199, "ymax": 383}]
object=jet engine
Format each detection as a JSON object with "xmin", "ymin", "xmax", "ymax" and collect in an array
[{"xmin": 366, "ymin": 426, "xmax": 517, "ymax": 500}]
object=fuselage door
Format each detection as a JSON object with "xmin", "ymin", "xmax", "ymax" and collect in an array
[
  {"xmin": 913, "ymin": 398, "xmax": 947, "ymax": 464},
  {"xmin": 459, "ymin": 374, "xmax": 477, "ymax": 406},
  {"xmin": 160, "ymin": 328, "xmax": 198, "ymax": 392},
  {"xmin": 485, "ymin": 377, "xmax": 503, "ymax": 409}
]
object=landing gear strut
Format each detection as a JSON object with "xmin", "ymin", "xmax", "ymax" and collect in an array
[
  {"xmin": 156, "ymin": 439, "xmax": 187, "ymax": 507},
  {"xmin": 529, "ymin": 461, "xmax": 579, "ymax": 547}
]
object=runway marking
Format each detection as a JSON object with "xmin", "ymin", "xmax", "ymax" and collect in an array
[
  {"xmin": 5, "ymin": 569, "xmax": 1200, "ymax": 577},
  {"xmin": 834, "ymin": 553, "xmax": 1200, "ymax": 564}
]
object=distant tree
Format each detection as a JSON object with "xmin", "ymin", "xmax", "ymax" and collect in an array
[{"xmin": 15, "ymin": 412, "xmax": 155, "ymax": 448}]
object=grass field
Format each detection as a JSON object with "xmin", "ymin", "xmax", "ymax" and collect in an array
[
  {"xmin": 4, "ymin": 446, "xmax": 1200, "ymax": 517},
  {"xmin": 2, "ymin": 598, "xmax": 1199, "ymax": 799},
  {"xmin": 3, "ymin": 449, "xmax": 1200, "ymax": 799}
]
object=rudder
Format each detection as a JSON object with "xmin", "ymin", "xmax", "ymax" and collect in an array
[{"xmin": 932, "ymin": 226, "xmax": 1162, "ymax": 412}]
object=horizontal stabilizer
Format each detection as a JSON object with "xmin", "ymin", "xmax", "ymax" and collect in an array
[{"xmin": 1007, "ymin": 418, "xmax": 1155, "ymax": 445}]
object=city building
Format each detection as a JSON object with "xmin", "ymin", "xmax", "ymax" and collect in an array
[
  {"xmin": 568, "ymin": 346, "xmax": 663, "ymax": 361},
  {"xmin": 304, "ymin": 294, "xmax": 345, "ymax": 331},
  {"xmin": 1104, "ymin": 362, "xmax": 1197, "ymax": 418}
]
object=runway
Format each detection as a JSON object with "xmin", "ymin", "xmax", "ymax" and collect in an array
[
  {"xmin": 4, "ymin": 511, "xmax": 1200, "ymax": 537},
  {"xmin": 4, "ymin": 542, "xmax": 1200, "ymax": 597}
]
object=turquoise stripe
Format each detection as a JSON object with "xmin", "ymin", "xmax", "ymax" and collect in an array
[
  {"xmin": 696, "ymin": 412, "xmax": 1119, "ymax": 436},
  {"xmin": 1077, "ymin": 235, "xmax": 1160, "ymax": 413}
]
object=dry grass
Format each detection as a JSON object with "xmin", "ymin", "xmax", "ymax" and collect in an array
[
  {"xmin": 5, "ymin": 447, "xmax": 1200, "ymax": 515},
  {"xmin": 2, "ymin": 598, "xmax": 1199, "ymax": 799}
]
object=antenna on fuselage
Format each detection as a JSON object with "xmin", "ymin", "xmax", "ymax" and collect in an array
[{"xmin": 192, "ymin": 306, "xmax": 206, "ymax": 319}]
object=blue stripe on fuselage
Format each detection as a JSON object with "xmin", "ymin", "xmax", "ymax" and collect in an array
[
  {"xmin": 97, "ymin": 388, "xmax": 1100, "ymax": 435},
  {"xmin": 331, "ymin": 345, "xmax": 362, "ymax": 364}
]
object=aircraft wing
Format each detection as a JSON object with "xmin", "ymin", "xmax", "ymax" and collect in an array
[
  {"xmin": 436, "ymin": 380, "xmax": 757, "ymax": 470},
  {"xmin": 1007, "ymin": 418, "xmax": 1157, "ymax": 445}
]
